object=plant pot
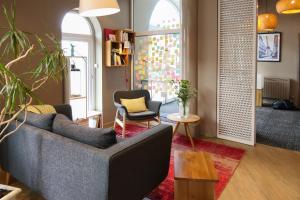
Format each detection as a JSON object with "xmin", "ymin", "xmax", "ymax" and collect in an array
[
  {"xmin": 0, "ymin": 185, "xmax": 21, "ymax": 200},
  {"xmin": 179, "ymin": 101, "xmax": 189, "ymax": 118}
]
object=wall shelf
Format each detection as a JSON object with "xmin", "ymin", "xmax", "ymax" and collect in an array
[{"xmin": 105, "ymin": 29, "xmax": 135, "ymax": 67}]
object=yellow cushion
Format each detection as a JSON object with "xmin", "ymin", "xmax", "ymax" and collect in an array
[
  {"xmin": 120, "ymin": 97, "xmax": 147, "ymax": 113},
  {"xmin": 21, "ymin": 105, "xmax": 56, "ymax": 114}
]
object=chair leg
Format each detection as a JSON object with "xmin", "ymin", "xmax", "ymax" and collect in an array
[
  {"xmin": 158, "ymin": 116, "xmax": 161, "ymax": 124},
  {"xmin": 122, "ymin": 113, "xmax": 126, "ymax": 138},
  {"xmin": 113, "ymin": 110, "xmax": 119, "ymax": 129}
]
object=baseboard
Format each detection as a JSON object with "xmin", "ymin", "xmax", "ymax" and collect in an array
[{"xmin": 103, "ymin": 121, "xmax": 114, "ymax": 128}]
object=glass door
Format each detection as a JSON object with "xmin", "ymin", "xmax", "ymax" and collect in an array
[{"xmin": 62, "ymin": 40, "xmax": 89, "ymax": 120}]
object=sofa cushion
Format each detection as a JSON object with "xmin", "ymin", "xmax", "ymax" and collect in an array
[
  {"xmin": 52, "ymin": 114, "xmax": 117, "ymax": 149},
  {"xmin": 17, "ymin": 112, "xmax": 55, "ymax": 131}
]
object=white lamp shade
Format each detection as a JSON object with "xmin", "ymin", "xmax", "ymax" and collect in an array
[{"xmin": 79, "ymin": 0, "xmax": 120, "ymax": 17}]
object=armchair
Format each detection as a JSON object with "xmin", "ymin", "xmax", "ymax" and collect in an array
[{"xmin": 113, "ymin": 90, "xmax": 162, "ymax": 137}]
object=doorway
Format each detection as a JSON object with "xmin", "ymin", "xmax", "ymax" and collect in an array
[
  {"xmin": 255, "ymin": 1, "xmax": 300, "ymax": 151},
  {"xmin": 61, "ymin": 11, "xmax": 101, "ymax": 120}
]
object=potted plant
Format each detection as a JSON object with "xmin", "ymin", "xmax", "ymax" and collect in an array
[
  {"xmin": 171, "ymin": 80, "xmax": 197, "ymax": 118},
  {"xmin": 0, "ymin": 1, "xmax": 67, "ymax": 199}
]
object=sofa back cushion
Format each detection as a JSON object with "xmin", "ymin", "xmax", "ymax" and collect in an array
[
  {"xmin": 52, "ymin": 114, "xmax": 117, "ymax": 149},
  {"xmin": 17, "ymin": 112, "xmax": 55, "ymax": 131}
]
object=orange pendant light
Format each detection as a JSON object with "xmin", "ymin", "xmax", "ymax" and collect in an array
[
  {"xmin": 276, "ymin": 0, "xmax": 300, "ymax": 14},
  {"xmin": 258, "ymin": 13, "xmax": 278, "ymax": 32}
]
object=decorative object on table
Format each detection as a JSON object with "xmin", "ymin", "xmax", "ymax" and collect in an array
[
  {"xmin": 113, "ymin": 90, "xmax": 161, "ymax": 138},
  {"xmin": 79, "ymin": 0, "xmax": 120, "ymax": 17},
  {"xmin": 174, "ymin": 151, "xmax": 219, "ymax": 200},
  {"xmin": 258, "ymin": 0, "xmax": 278, "ymax": 32},
  {"xmin": 0, "ymin": 184, "xmax": 21, "ymax": 200},
  {"xmin": 276, "ymin": 0, "xmax": 300, "ymax": 14},
  {"xmin": 105, "ymin": 29, "xmax": 135, "ymax": 67},
  {"xmin": 70, "ymin": 44, "xmax": 75, "ymax": 57},
  {"xmin": 0, "ymin": 1, "xmax": 67, "ymax": 143},
  {"xmin": 171, "ymin": 80, "xmax": 197, "ymax": 118},
  {"xmin": 167, "ymin": 113, "xmax": 200, "ymax": 150},
  {"xmin": 114, "ymin": 123, "xmax": 246, "ymax": 200},
  {"xmin": 257, "ymin": 32, "xmax": 281, "ymax": 62}
]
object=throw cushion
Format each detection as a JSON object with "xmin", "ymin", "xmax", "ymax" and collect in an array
[
  {"xmin": 20, "ymin": 104, "xmax": 56, "ymax": 114},
  {"xmin": 120, "ymin": 97, "xmax": 147, "ymax": 113},
  {"xmin": 17, "ymin": 112, "xmax": 55, "ymax": 131},
  {"xmin": 52, "ymin": 114, "xmax": 117, "ymax": 149}
]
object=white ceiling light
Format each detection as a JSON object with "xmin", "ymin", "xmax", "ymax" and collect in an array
[{"xmin": 79, "ymin": 0, "xmax": 120, "ymax": 17}]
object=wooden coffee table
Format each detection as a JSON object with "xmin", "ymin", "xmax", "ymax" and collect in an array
[
  {"xmin": 174, "ymin": 150, "xmax": 219, "ymax": 200},
  {"xmin": 167, "ymin": 113, "xmax": 200, "ymax": 150}
]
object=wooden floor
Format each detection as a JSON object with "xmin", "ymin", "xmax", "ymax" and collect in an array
[{"xmin": 1, "ymin": 139, "xmax": 300, "ymax": 200}]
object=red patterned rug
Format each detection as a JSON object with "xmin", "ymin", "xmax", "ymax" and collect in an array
[{"xmin": 115, "ymin": 124, "xmax": 245, "ymax": 200}]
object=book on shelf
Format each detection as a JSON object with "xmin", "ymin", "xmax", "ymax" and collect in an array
[{"xmin": 116, "ymin": 55, "xmax": 122, "ymax": 65}]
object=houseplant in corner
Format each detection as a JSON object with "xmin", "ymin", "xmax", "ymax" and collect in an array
[
  {"xmin": 171, "ymin": 80, "xmax": 197, "ymax": 118},
  {"xmin": 0, "ymin": 1, "xmax": 67, "ymax": 199}
]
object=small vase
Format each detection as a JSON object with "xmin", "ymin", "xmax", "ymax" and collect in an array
[{"xmin": 179, "ymin": 101, "xmax": 189, "ymax": 118}]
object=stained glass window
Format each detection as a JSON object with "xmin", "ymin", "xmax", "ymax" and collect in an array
[
  {"xmin": 133, "ymin": 0, "xmax": 181, "ymax": 103},
  {"xmin": 149, "ymin": 0, "xmax": 180, "ymax": 31}
]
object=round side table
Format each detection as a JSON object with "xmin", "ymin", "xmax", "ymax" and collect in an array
[{"xmin": 167, "ymin": 113, "xmax": 201, "ymax": 150}]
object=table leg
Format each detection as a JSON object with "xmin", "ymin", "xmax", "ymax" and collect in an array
[
  {"xmin": 173, "ymin": 122, "xmax": 180, "ymax": 137},
  {"xmin": 185, "ymin": 123, "xmax": 195, "ymax": 150},
  {"xmin": 184, "ymin": 123, "xmax": 189, "ymax": 138}
]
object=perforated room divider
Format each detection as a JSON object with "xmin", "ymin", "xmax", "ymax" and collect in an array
[{"xmin": 217, "ymin": 0, "xmax": 257, "ymax": 145}]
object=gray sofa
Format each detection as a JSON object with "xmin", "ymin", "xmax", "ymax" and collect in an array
[{"xmin": 0, "ymin": 105, "xmax": 173, "ymax": 200}]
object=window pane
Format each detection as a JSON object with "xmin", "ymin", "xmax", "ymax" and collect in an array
[
  {"xmin": 134, "ymin": 0, "xmax": 180, "ymax": 32},
  {"xmin": 134, "ymin": 34, "xmax": 181, "ymax": 103},
  {"xmin": 62, "ymin": 12, "xmax": 92, "ymax": 35}
]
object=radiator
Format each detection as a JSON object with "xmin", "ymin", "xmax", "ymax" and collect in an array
[{"xmin": 263, "ymin": 78, "xmax": 290, "ymax": 100}]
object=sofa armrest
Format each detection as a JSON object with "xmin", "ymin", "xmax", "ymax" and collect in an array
[
  {"xmin": 105, "ymin": 124, "xmax": 173, "ymax": 200},
  {"xmin": 148, "ymin": 100, "xmax": 162, "ymax": 114},
  {"xmin": 54, "ymin": 104, "xmax": 73, "ymax": 120}
]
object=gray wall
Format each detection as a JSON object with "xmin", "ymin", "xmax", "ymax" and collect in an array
[
  {"xmin": 197, "ymin": 0, "xmax": 218, "ymax": 137},
  {"xmin": 99, "ymin": 0, "xmax": 131, "ymax": 125},
  {"xmin": 0, "ymin": 0, "xmax": 131, "ymax": 124},
  {"xmin": 0, "ymin": 0, "xmax": 77, "ymax": 105},
  {"xmin": 258, "ymin": 0, "xmax": 300, "ymax": 107}
]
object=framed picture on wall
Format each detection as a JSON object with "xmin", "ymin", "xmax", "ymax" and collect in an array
[{"xmin": 257, "ymin": 32, "xmax": 281, "ymax": 62}]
